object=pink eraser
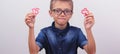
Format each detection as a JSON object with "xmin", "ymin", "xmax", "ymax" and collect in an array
[
  {"xmin": 32, "ymin": 8, "xmax": 40, "ymax": 15},
  {"xmin": 81, "ymin": 8, "xmax": 89, "ymax": 16}
]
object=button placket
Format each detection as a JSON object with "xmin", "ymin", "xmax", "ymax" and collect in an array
[{"xmin": 57, "ymin": 33, "xmax": 63, "ymax": 54}]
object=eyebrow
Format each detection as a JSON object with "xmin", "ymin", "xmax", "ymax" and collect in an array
[{"xmin": 52, "ymin": 8, "xmax": 72, "ymax": 10}]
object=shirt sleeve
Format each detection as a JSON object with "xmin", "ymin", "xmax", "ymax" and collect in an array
[
  {"xmin": 77, "ymin": 28, "xmax": 88, "ymax": 49},
  {"xmin": 35, "ymin": 29, "xmax": 46, "ymax": 51}
]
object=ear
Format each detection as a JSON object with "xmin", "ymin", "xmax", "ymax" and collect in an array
[
  {"xmin": 69, "ymin": 12, "xmax": 73, "ymax": 18},
  {"xmin": 49, "ymin": 10, "xmax": 53, "ymax": 17}
]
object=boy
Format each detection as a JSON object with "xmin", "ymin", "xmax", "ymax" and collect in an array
[{"xmin": 25, "ymin": 0, "xmax": 96, "ymax": 54}]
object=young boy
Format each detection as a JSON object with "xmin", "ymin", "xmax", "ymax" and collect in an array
[{"xmin": 25, "ymin": 0, "xmax": 96, "ymax": 54}]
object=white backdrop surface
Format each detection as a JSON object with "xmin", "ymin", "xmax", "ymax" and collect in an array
[{"xmin": 0, "ymin": 0, "xmax": 120, "ymax": 54}]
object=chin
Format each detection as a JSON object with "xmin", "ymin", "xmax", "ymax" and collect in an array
[{"xmin": 57, "ymin": 21, "xmax": 67, "ymax": 26}]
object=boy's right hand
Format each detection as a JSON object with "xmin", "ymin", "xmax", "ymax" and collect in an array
[{"xmin": 25, "ymin": 12, "xmax": 36, "ymax": 28}]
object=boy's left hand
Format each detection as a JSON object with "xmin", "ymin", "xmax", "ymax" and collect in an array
[{"xmin": 84, "ymin": 12, "xmax": 95, "ymax": 30}]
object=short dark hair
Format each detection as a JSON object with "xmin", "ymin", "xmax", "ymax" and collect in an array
[{"xmin": 50, "ymin": 0, "xmax": 73, "ymax": 10}]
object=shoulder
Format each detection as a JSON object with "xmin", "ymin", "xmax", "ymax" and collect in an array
[
  {"xmin": 69, "ymin": 26, "xmax": 84, "ymax": 34},
  {"xmin": 70, "ymin": 26, "xmax": 82, "ymax": 31},
  {"xmin": 40, "ymin": 26, "xmax": 52, "ymax": 32}
]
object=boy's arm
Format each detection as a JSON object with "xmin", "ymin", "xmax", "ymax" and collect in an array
[
  {"xmin": 83, "ymin": 12, "xmax": 96, "ymax": 54},
  {"xmin": 25, "ymin": 13, "xmax": 40, "ymax": 54},
  {"xmin": 84, "ymin": 29, "xmax": 96, "ymax": 54}
]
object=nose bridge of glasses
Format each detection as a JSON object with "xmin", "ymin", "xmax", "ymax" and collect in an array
[
  {"xmin": 52, "ymin": 8, "xmax": 72, "ymax": 15},
  {"xmin": 60, "ymin": 10, "xmax": 66, "ymax": 15}
]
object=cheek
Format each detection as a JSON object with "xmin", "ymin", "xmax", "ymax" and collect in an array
[
  {"xmin": 67, "ymin": 15, "xmax": 72, "ymax": 20},
  {"xmin": 52, "ymin": 14, "xmax": 58, "ymax": 18}
]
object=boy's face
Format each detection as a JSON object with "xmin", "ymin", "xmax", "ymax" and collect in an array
[{"xmin": 49, "ymin": 1, "xmax": 73, "ymax": 25}]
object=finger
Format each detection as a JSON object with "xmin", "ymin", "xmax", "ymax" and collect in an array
[
  {"xmin": 26, "ymin": 12, "xmax": 36, "ymax": 19},
  {"xmin": 28, "ymin": 14, "xmax": 36, "ymax": 19},
  {"xmin": 25, "ymin": 18, "xmax": 32, "ymax": 24},
  {"xmin": 85, "ymin": 18, "xmax": 94, "ymax": 23},
  {"xmin": 25, "ymin": 17, "xmax": 31, "ymax": 22},
  {"xmin": 84, "ymin": 16, "xmax": 92, "ymax": 22},
  {"xmin": 25, "ymin": 14, "xmax": 36, "ymax": 22},
  {"xmin": 87, "ymin": 19, "xmax": 94, "ymax": 25},
  {"xmin": 25, "ymin": 17, "xmax": 34, "ymax": 23},
  {"xmin": 85, "ymin": 11, "xmax": 94, "ymax": 19},
  {"xmin": 26, "ymin": 12, "xmax": 35, "ymax": 16},
  {"xmin": 84, "ymin": 17, "xmax": 94, "ymax": 24},
  {"xmin": 86, "ymin": 17, "xmax": 94, "ymax": 21}
]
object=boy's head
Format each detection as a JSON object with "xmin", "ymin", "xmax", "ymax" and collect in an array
[
  {"xmin": 50, "ymin": 0, "xmax": 73, "ymax": 10},
  {"xmin": 49, "ymin": 0, "xmax": 73, "ymax": 26}
]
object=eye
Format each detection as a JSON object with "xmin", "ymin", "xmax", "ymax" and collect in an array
[
  {"xmin": 52, "ymin": 9, "xmax": 61, "ymax": 13},
  {"xmin": 64, "ymin": 9, "xmax": 72, "ymax": 14}
]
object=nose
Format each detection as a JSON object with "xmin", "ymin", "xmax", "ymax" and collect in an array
[{"xmin": 60, "ymin": 11, "xmax": 66, "ymax": 16}]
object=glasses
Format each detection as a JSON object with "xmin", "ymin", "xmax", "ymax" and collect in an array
[{"xmin": 51, "ymin": 8, "xmax": 73, "ymax": 16}]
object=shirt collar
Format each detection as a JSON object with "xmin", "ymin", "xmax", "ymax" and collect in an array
[{"xmin": 52, "ymin": 22, "xmax": 70, "ymax": 36}]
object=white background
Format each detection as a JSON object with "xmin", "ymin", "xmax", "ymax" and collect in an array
[{"xmin": 0, "ymin": 0, "xmax": 120, "ymax": 54}]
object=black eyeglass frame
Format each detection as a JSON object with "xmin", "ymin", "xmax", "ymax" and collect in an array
[{"xmin": 51, "ymin": 8, "xmax": 73, "ymax": 16}]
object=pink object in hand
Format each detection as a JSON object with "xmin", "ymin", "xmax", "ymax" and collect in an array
[
  {"xmin": 81, "ymin": 8, "xmax": 89, "ymax": 16},
  {"xmin": 32, "ymin": 8, "xmax": 40, "ymax": 15}
]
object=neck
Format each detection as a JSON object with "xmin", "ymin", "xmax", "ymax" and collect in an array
[{"xmin": 55, "ymin": 22, "xmax": 67, "ymax": 30}]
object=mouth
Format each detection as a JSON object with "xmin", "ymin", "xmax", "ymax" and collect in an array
[{"xmin": 58, "ymin": 18, "xmax": 66, "ymax": 20}]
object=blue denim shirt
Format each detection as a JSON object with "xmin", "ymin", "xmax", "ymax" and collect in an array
[{"xmin": 36, "ymin": 22, "xmax": 88, "ymax": 54}]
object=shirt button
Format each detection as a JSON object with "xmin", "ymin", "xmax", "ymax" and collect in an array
[
  {"xmin": 60, "ymin": 36, "xmax": 62, "ymax": 37},
  {"xmin": 59, "ymin": 35, "xmax": 62, "ymax": 37},
  {"xmin": 59, "ymin": 47, "xmax": 62, "ymax": 50}
]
